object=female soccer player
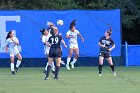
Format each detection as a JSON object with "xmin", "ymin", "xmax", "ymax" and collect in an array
[
  {"xmin": 6, "ymin": 30, "xmax": 22, "ymax": 75},
  {"xmin": 66, "ymin": 20, "xmax": 84, "ymax": 70},
  {"xmin": 98, "ymin": 28, "xmax": 116, "ymax": 76},
  {"xmin": 40, "ymin": 28, "xmax": 55, "ymax": 74},
  {"xmin": 44, "ymin": 27, "xmax": 67, "ymax": 80}
]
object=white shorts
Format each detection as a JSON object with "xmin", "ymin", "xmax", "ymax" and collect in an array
[
  {"xmin": 69, "ymin": 43, "xmax": 78, "ymax": 49},
  {"xmin": 44, "ymin": 47, "xmax": 50, "ymax": 55},
  {"xmin": 9, "ymin": 49, "xmax": 19, "ymax": 57}
]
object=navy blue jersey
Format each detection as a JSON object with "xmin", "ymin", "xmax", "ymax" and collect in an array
[
  {"xmin": 99, "ymin": 36, "xmax": 114, "ymax": 52},
  {"xmin": 48, "ymin": 34, "xmax": 62, "ymax": 48}
]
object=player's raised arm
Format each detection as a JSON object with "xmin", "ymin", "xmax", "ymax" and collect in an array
[
  {"xmin": 78, "ymin": 33, "xmax": 84, "ymax": 42},
  {"xmin": 61, "ymin": 39, "xmax": 67, "ymax": 48}
]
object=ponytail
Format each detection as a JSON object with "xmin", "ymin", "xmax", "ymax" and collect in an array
[{"xmin": 6, "ymin": 31, "xmax": 12, "ymax": 40}]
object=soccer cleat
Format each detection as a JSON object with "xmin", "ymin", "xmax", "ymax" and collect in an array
[
  {"xmin": 113, "ymin": 71, "xmax": 117, "ymax": 76},
  {"xmin": 60, "ymin": 60, "xmax": 65, "ymax": 65},
  {"xmin": 54, "ymin": 77, "xmax": 59, "ymax": 80},
  {"xmin": 70, "ymin": 63, "xmax": 74, "ymax": 69},
  {"xmin": 12, "ymin": 71, "xmax": 15, "ymax": 75},
  {"xmin": 99, "ymin": 74, "xmax": 102, "ymax": 76},
  {"xmin": 66, "ymin": 64, "xmax": 70, "ymax": 70},
  {"xmin": 15, "ymin": 67, "xmax": 18, "ymax": 73},
  {"xmin": 44, "ymin": 76, "xmax": 49, "ymax": 80}
]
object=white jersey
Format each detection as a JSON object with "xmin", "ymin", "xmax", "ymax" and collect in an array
[
  {"xmin": 66, "ymin": 29, "xmax": 80, "ymax": 44},
  {"xmin": 42, "ymin": 34, "xmax": 52, "ymax": 55},
  {"xmin": 6, "ymin": 37, "xmax": 19, "ymax": 56},
  {"xmin": 6, "ymin": 37, "xmax": 19, "ymax": 52}
]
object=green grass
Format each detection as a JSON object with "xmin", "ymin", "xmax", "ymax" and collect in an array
[{"xmin": 0, "ymin": 66, "xmax": 140, "ymax": 93}]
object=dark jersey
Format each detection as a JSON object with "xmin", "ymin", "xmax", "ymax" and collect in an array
[
  {"xmin": 48, "ymin": 34, "xmax": 62, "ymax": 48},
  {"xmin": 99, "ymin": 36, "xmax": 115, "ymax": 52}
]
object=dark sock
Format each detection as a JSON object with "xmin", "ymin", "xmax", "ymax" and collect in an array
[
  {"xmin": 45, "ymin": 65, "xmax": 51, "ymax": 77},
  {"xmin": 98, "ymin": 65, "xmax": 102, "ymax": 74},
  {"xmin": 55, "ymin": 66, "xmax": 60, "ymax": 78},
  {"xmin": 110, "ymin": 65, "xmax": 115, "ymax": 72}
]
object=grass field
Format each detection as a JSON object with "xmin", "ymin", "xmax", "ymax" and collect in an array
[{"xmin": 0, "ymin": 66, "xmax": 140, "ymax": 93}]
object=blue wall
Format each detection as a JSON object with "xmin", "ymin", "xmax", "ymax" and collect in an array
[{"xmin": 0, "ymin": 10, "xmax": 121, "ymax": 58}]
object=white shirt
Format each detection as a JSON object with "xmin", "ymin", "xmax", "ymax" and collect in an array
[
  {"xmin": 66, "ymin": 29, "xmax": 80, "ymax": 44},
  {"xmin": 42, "ymin": 34, "xmax": 52, "ymax": 48},
  {"xmin": 6, "ymin": 37, "xmax": 19, "ymax": 52}
]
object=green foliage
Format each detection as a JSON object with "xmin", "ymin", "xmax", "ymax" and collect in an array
[
  {"xmin": 0, "ymin": 0, "xmax": 140, "ymax": 29},
  {"xmin": 86, "ymin": 0, "xmax": 140, "ymax": 28}
]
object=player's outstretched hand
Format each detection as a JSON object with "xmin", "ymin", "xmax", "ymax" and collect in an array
[
  {"xmin": 82, "ymin": 38, "xmax": 84, "ymax": 42},
  {"xmin": 64, "ymin": 45, "xmax": 67, "ymax": 48},
  {"xmin": 108, "ymin": 48, "xmax": 112, "ymax": 52}
]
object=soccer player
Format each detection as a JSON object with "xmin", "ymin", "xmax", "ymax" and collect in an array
[
  {"xmin": 40, "ymin": 28, "xmax": 55, "ymax": 74},
  {"xmin": 6, "ymin": 30, "xmax": 22, "ymax": 75},
  {"xmin": 98, "ymin": 27, "xmax": 116, "ymax": 76},
  {"xmin": 66, "ymin": 20, "xmax": 84, "ymax": 70},
  {"xmin": 44, "ymin": 27, "xmax": 67, "ymax": 80},
  {"xmin": 47, "ymin": 22, "xmax": 65, "ymax": 65}
]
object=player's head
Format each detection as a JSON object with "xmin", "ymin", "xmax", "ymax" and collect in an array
[
  {"xmin": 53, "ymin": 27, "xmax": 59, "ymax": 35},
  {"xmin": 6, "ymin": 30, "xmax": 15, "ymax": 40},
  {"xmin": 105, "ymin": 30, "xmax": 112, "ymax": 36},
  {"xmin": 70, "ymin": 19, "xmax": 76, "ymax": 32},
  {"xmin": 40, "ymin": 28, "xmax": 48, "ymax": 35},
  {"xmin": 70, "ymin": 25, "xmax": 75, "ymax": 32}
]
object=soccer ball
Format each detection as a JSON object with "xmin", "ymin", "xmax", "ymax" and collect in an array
[{"xmin": 57, "ymin": 19, "xmax": 64, "ymax": 26}]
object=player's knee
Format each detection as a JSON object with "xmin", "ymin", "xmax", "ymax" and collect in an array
[
  {"xmin": 99, "ymin": 61, "xmax": 103, "ymax": 65},
  {"xmin": 19, "ymin": 57, "xmax": 22, "ymax": 61}
]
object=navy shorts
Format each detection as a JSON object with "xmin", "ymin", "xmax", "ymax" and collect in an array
[
  {"xmin": 49, "ymin": 47, "xmax": 62, "ymax": 58},
  {"xmin": 99, "ymin": 52, "xmax": 111, "ymax": 58}
]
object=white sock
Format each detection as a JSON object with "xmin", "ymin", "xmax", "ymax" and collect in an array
[
  {"xmin": 51, "ymin": 62, "xmax": 55, "ymax": 71},
  {"xmin": 16, "ymin": 60, "xmax": 21, "ymax": 68},
  {"xmin": 45, "ymin": 62, "xmax": 49, "ymax": 71},
  {"xmin": 66, "ymin": 57, "xmax": 71, "ymax": 65},
  {"xmin": 71, "ymin": 58, "xmax": 77, "ymax": 65},
  {"xmin": 11, "ymin": 63, "xmax": 14, "ymax": 71}
]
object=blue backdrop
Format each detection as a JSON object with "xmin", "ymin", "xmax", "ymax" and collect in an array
[{"xmin": 0, "ymin": 10, "xmax": 121, "ymax": 58}]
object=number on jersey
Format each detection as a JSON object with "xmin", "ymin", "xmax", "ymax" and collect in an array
[{"xmin": 51, "ymin": 37, "xmax": 59, "ymax": 44}]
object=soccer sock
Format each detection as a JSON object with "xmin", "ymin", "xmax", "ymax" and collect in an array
[
  {"xmin": 55, "ymin": 66, "xmax": 60, "ymax": 78},
  {"xmin": 45, "ymin": 62, "xmax": 49, "ymax": 71},
  {"xmin": 66, "ymin": 57, "xmax": 71, "ymax": 65},
  {"xmin": 110, "ymin": 65, "xmax": 115, "ymax": 72},
  {"xmin": 45, "ymin": 65, "xmax": 51, "ymax": 77},
  {"xmin": 51, "ymin": 62, "xmax": 55, "ymax": 71},
  {"xmin": 71, "ymin": 58, "xmax": 77, "ymax": 65},
  {"xmin": 11, "ymin": 63, "xmax": 14, "ymax": 71},
  {"xmin": 98, "ymin": 65, "xmax": 102, "ymax": 74},
  {"xmin": 16, "ymin": 60, "xmax": 21, "ymax": 68}
]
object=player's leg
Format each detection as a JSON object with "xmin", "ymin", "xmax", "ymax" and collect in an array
[
  {"xmin": 66, "ymin": 48, "xmax": 73, "ymax": 70},
  {"xmin": 44, "ymin": 53, "xmax": 55, "ymax": 74},
  {"xmin": 60, "ymin": 47, "xmax": 65, "ymax": 65},
  {"xmin": 44, "ymin": 57, "xmax": 54, "ymax": 80},
  {"xmin": 60, "ymin": 60, "xmax": 65, "ymax": 65},
  {"xmin": 10, "ymin": 54, "xmax": 15, "ymax": 75},
  {"xmin": 54, "ymin": 57, "xmax": 61, "ymax": 80},
  {"xmin": 106, "ymin": 56, "xmax": 116, "ymax": 76},
  {"xmin": 15, "ymin": 53, "xmax": 22, "ymax": 72},
  {"xmin": 98, "ymin": 53, "xmax": 104, "ymax": 76},
  {"xmin": 71, "ymin": 48, "xmax": 79, "ymax": 69},
  {"xmin": 44, "ymin": 49, "xmax": 55, "ymax": 73}
]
